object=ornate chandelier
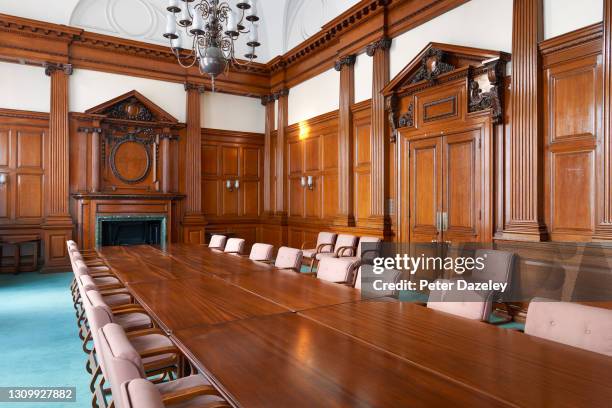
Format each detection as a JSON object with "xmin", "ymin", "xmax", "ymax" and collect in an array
[{"xmin": 164, "ymin": 0, "xmax": 261, "ymax": 86}]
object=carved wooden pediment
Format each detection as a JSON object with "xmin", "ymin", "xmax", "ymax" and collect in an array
[
  {"xmin": 85, "ymin": 90, "xmax": 178, "ymax": 124},
  {"xmin": 383, "ymin": 42, "xmax": 510, "ymax": 141}
]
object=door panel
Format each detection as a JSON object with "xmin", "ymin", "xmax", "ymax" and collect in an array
[
  {"xmin": 443, "ymin": 130, "xmax": 481, "ymax": 243},
  {"xmin": 409, "ymin": 137, "xmax": 442, "ymax": 243},
  {"xmin": 242, "ymin": 180, "xmax": 260, "ymax": 216}
]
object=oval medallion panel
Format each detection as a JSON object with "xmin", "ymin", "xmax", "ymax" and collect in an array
[{"xmin": 110, "ymin": 139, "xmax": 151, "ymax": 184}]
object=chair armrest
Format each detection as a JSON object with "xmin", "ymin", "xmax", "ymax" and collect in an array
[
  {"xmin": 161, "ymin": 385, "xmax": 225, "ymax": 406},
  {"xmin": 316, "ymin": 243, "xmax": 334, "ymax": 254},
  {"xmin": 99, "ymin": 288, "xmax": 131, "ymax": 297},
  {"xmin": 96, "ymin": 282, "xmax": 125, "ymax": 291},
  {"xmin": 126, "ymin": 328, "xmax": 165, "ymax": 339},
  {"xmin": 258, "ymin": 260, "xmax": 275, "ymax": 264},
  {"xmin": 224, "ymin": 251, "xmax": 241, "ymax": 255},
  {"xmin": 139, "ymin": 345, "xmax": 179, "ymax": 359},
  {"xmin": 112, "ymin": 306, "xmax": 147, "ymax": 316},
  {"xmin": 336, "ymin": 246, "xmax": 357, "ymax": 257}
]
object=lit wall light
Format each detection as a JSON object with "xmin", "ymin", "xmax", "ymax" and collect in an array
[
  {"xmin": 300, "ymin": 176, "xmax": 306, "ymax": 188},
  {"xmin": 234, "ymin": 179, "xmax": 240, "ymax": 190},
  {"xmin": 307, "ymin": 175, "xmax": 314, "ymax": 190},
  {"xmin": 0, "ymin": 173, "xmax": 7, "ymax": 185},
  {"xmin": 298, "ymin": 121, "xmax": 310, "ymax": 140},
  {"xmin": 226, "ymin": 179, "xmax": 234, "ymax": 192}
]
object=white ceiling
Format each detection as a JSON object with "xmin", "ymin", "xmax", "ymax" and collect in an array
[{"xmin": 0, "ymin": 0, "xmax": 361, "ymax": 63}]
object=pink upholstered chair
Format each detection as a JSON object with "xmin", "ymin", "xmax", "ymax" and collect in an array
[
  {"xmin": 525, "ymin": 298, "xmax": 612, "ymax": 356},
  {"xmin": 72, "ymin": 259, "xmax": 124, "ymax": 311},
  {"xmin": 301, "ymin": 232, "xmax": 337, "ymax": 270},
  {"xmin": 248, "ymin": 243, "xmax": 274, "ymax": 262},
  {"xmin": 205, "ymin": 235, "xmax": 227, "ymax": 251},
  {"xmin": 97, "ymin": 323, "xmax": 227, "ymax": 408},
  {"xmin": 121, "ymin": 377, "xmax": 231, "ymax": 408},
  {"xmin": 340, "ymin": 236, "xmax": 382, "ymax": 263},
  {"xmin": 224, "ymin": 238, "xmax": 245, "ymax": 255},
  {"xmin": 315, "ymin": 234, "xmax": 359, "ymax": 261},
  {"xmin": 274, "ymin": 247, "xmax": 303, "ymax": 272},
  {"xmin": 427, "ymin": 279, "xmax": 493, "ymax": 321},
  {"xmin": 84, "ymin": 291, "xmax": 178, "ymax": 391},
  {"xmin": 316, "ymin": 257, "xmax": 359, "ymax": 284}
]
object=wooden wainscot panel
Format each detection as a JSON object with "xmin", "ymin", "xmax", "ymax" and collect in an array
[
  {"xmin": 541, "ymin": 24, "xmax": 603, "ymax": 241},
  {"xmin": 384, "ymin": 43, "xmax": 509, "ymax": 244}
]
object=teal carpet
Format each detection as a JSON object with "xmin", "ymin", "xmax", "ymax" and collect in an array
[{"xmin": 0, "ymin": 272, "xmax": 89, "ymax": 408}]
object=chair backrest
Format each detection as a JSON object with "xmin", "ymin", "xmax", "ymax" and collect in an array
[
  {"xmin": 224, "ymin": 238, "xmax": 245, "ymax": 254},
  {"xmin": 274, "ymin": 247, "xmax": 303, "ymax": 270},
  {"xmin": 66, "ymin": 240, "xmax": 78, "ymax": 252},
  {"xmin": 73, "ymin": 259, "xmax": 89, "ymax": 279},
  {"xmin": 333, "ymin": 234, "xmax": 358, "ymax": 256},
  {"xmin": 208, "ymin": 235, "xmax": 227, "ymax": 249},
  {"xmin": 98, "ymin": 323, "xmax": 146, "ymax": 403},
  {"xmin": 525, "ymin": 298, "xmax": 612, "ymax": 356},
  {"xmin": 83, "ymin": 290, "xmax": 115, "ymax": 356},
  {"xmin": 473, "ymin": 249, "xmax": 516, "ymax": 285},
  {"xmin": 78, "ymin": 274, "xmax": 98, "ymax": 293},
  {"xmin": 355, "ymin": 266, "xmax": 401, "ymax": 296},
  {"xmin": 356, "ymin": 236, "xmax": 382, "ymax": 259},
  {"xmin": 120, "ymin": 378, "xmax": 164, "ymax": 408},
  {"xmin": 316, "ymin": 232, "xmax": 337, "ymax": 247},
  {"xmin": 427, "ymin": 280, "xmax": 493, "ymax": 321},
  {"xmin": 317, "ymin": 257, "xmax": 356, "ymax": 283},
  {"xmin": 249, "ymin": 243, "xmax": 274, "ymax": 261}
]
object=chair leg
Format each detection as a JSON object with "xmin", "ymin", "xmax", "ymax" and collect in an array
[
  {"xmin": 82, "ymin": 330, "xmax": 93, "ymax": 354},
  {"xmin": 309, "ymin": 257, "xmax": 315, "ymax": 273},
  {"xmin": 89, "ymin": 364, "xmax": 101, "ymax": 392}
]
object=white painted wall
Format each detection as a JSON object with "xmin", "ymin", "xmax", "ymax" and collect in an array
[
  {"xmin": 0, "ymin": 62, "xmax": 50, "ymax": 112},
  {"xmin": 288, "ymin": 68, "xmax": 339, "ymax": 125},
  {"xmin": 544, "ymin": 0, "xmax": 603, "ymax": 40},
  {"xmin": 354, "ymin": 52, "xmax": 372, "ymax": 103},
  {"xmin": 202, "ymin": 92, "xmax": 265, "ymax": 133},
  {"xmin": 69, "ymin": 69, "xmax": 186, "ymax": 121},
  {"xmin": 390, "ymin": 0, "xmax": 513, "ymax": 78}
]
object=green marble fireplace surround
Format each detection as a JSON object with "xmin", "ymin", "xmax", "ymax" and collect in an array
[{"xmin": 95, "ymin": 214, "xmax": 167, "ymax": 249}]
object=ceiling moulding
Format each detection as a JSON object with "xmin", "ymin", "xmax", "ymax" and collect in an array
[{"xmin": 0, "ymin": 0, "xmax": 469, "ymax": 95}]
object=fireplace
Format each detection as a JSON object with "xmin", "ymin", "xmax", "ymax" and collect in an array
[{"xmin": 95, "ymin": 215, "xmax": 167, "ymax": 248}]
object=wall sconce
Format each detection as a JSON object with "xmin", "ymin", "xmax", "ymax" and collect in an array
[
  {"xmin": 307, "ymin": 175, "xmax": 314, "ymax": 190},
  {"xmin": 0, "ymin": 173, "xmax": 7, "ymax": 186},
  {"xmin": 234, "ymin": 179, "xmax": 240, "ymax": 190},
  {"xmin": 226, "ymin": 179, "xmax": 234, "ymax": 192},
  {"xmin": 300, "ymin": 176, "xmax": 306, "ymax": 188}
]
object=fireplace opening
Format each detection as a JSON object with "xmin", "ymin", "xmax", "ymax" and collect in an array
[{"xmin": 97, "ymin": 216, "xmax": 166, "ymax": 247}]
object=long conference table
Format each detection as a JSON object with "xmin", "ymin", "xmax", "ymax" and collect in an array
[{"xmin": 98, "ymin": 244, "xmax": 612, "ymax": 408}]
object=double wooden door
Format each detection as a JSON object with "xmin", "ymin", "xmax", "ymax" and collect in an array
[{"xmin": 408, "ymin": 128, "xmax": 484, "ymax": 244}]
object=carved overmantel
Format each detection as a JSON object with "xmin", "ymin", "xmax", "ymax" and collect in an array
[
  {"xmin": 74, "ymin": 90, "xmax": 184, "ymax": 195},
  {"xmin": 70, "ymin": 90, "xmax": 185, "ymax": 249},
  {"xmin": 383, "ymin": 43, "xmax": 510, "ymax": 142}
]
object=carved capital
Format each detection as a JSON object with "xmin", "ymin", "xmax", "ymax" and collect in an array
[
  {"xmin": 334, "ymin": 54, "xmax": 356, "ymax": 71},
  {"xmin": 272, "ymin": 88, "xmax": 290, "ymax": 100},
  {"xmin": 261, "ymin": 94, "xmax": 275, "ymax": 105},
  {"xmin": 366, "ymin": 37, "xmax": 392, "ymax": 57},
  {"xmin": 44, "ymin": 63, "xmax": 73, "ymax": 76},
  {"xmin": 184, "ymin": 82, "xmax": 206, "ymax": 93}
]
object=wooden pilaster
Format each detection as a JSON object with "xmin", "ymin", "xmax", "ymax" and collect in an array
[
  {"xmin": 182, "ymin": 83, "xmax": 207, "ymax": 243},
  {"xmin": 595, "ymin": 0, "xmax": 612, "ymax": 240},
  {"xmin": 262, "ymin": 95, "xmax": 275, "ymax": 215},
  {"xmin": 334, "ymin": 54, "xmax": 356, "ymax": 226},
  {"xmin": 501, "ymin": 0, "xmax": 547, "ymax": 241},
  {"xmin": 275, "ymin": 88, "xmax": 289, "ymax": 217},
  {"xmin": 42, "ymin": 62, "xmax": 74, "ymax": 271},
  {"xmin": 367, "ymin": 37, "xmax": 392, "ymax": 232}
]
